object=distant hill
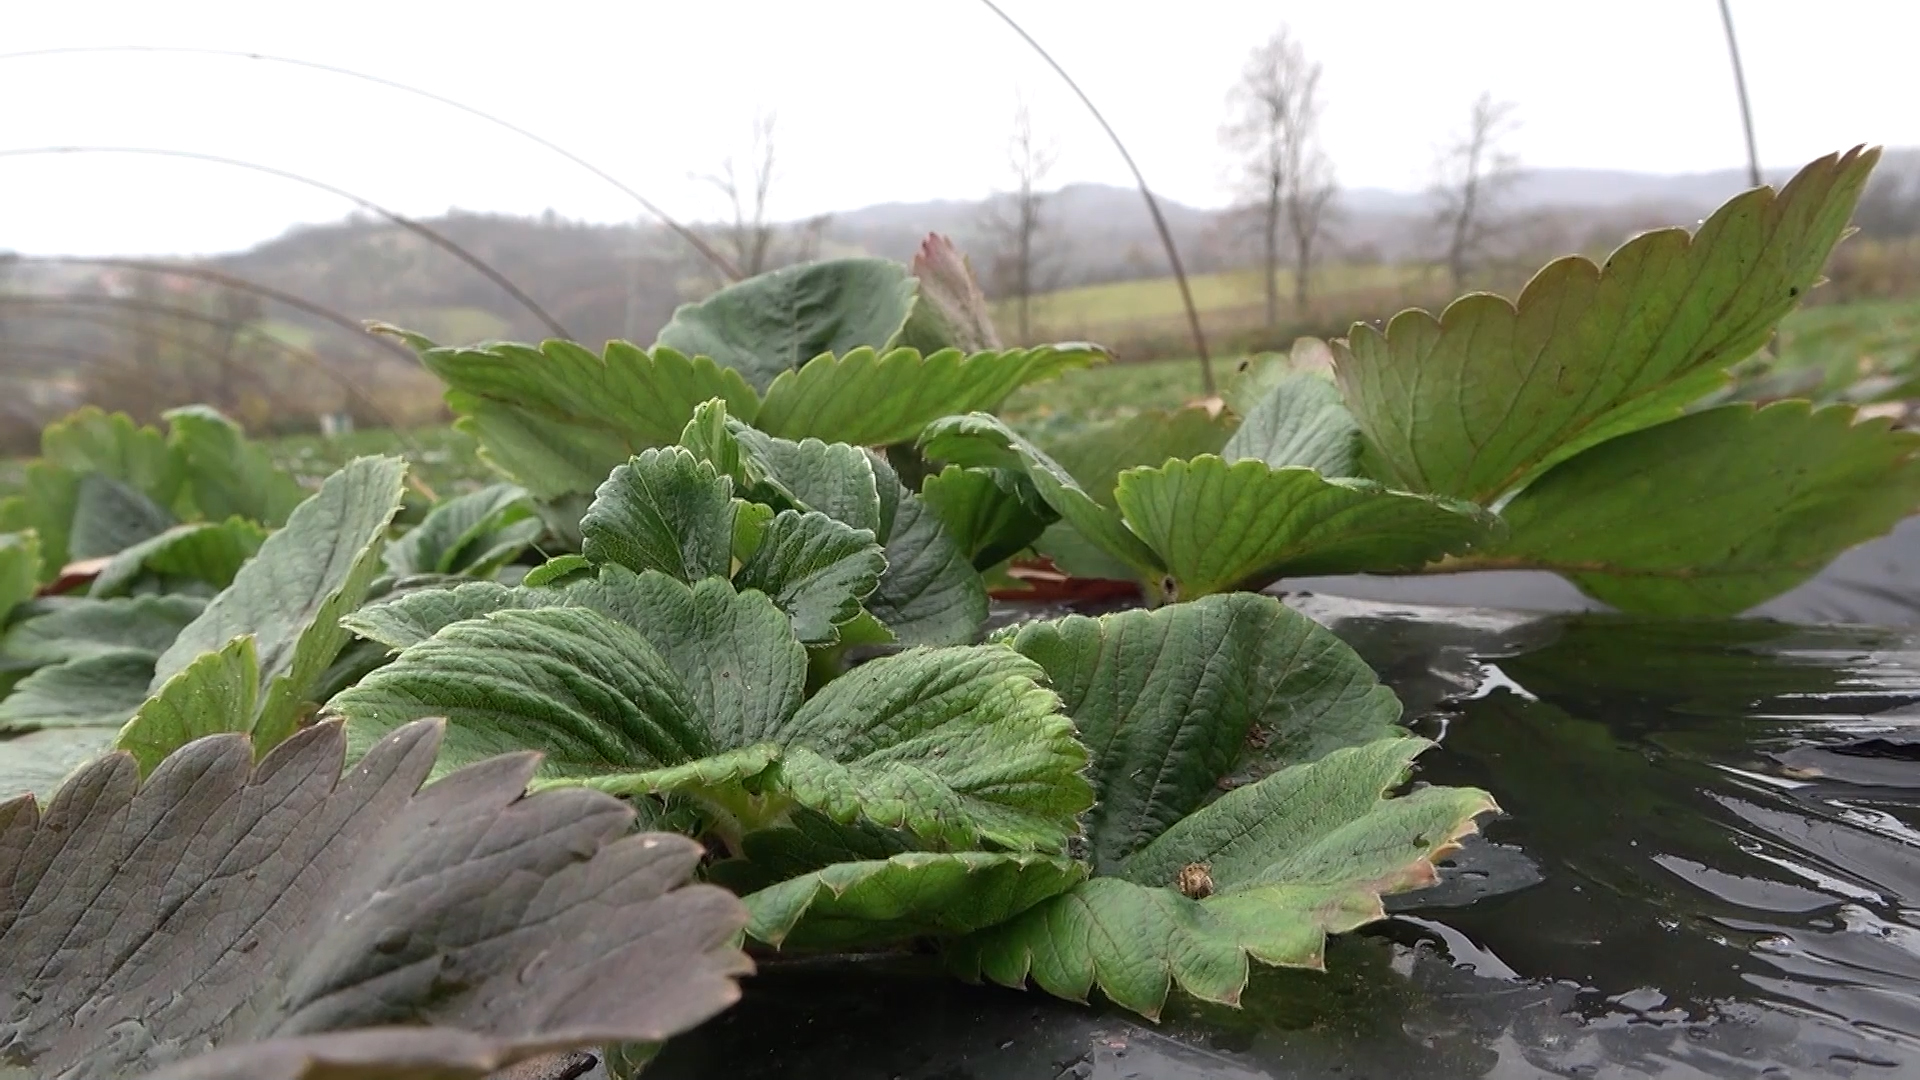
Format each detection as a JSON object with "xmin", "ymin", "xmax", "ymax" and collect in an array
[{"xmin": 12, "ymin": 148, "xmax": 1917, "ymax": 358}]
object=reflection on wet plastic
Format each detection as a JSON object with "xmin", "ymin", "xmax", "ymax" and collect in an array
[{"xmin": 647, "ymin": 599, "xmax": 1920, "ymax": 1079}]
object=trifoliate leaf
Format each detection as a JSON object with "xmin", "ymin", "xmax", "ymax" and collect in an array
[
  {"xmin": 581, "ymin": 448, "xmax": 738, "ymax": 582},
  {"xmin": 1042, "ymin": 406, "xmax": 1235, "ymax": 506},
  {"xmin": 424, "ymin": 339, "xmax": 761, "ymax": 497},
  {"xmin": 744, "ymin": 851, "xmax": 1086, "ymax": 950},
  {"xmin": 0, "ymin": 718, "xmax": 751, "ymax": 1080},
  {"xmin": 1489, "ymin": 401, "xmax": 1920, "ymax": 614},
  {"xmin": 864, "ymin": 452, "xmax": 989, "ymax": 646},
  {"xmin": 154, "ymin": 457, "xmax": 407, "ymax": 750},
  {"xmin": 1, "ymin": 594, "xmax": 203, "ymax": 665},
  {"xmin": 919, "ymin": 465, "xmax": 1054, "ymax": 569},
  {"xmin": 656, "ymin": 258, "xmax": 921, "ymax": 392},
  {"xmin": 329, "ymin": 606, "xmax": 713, "ymax": 781},
  {"xmin": 753, "ymin": 345, "xmax": 1105, "ymax": 447},
  {"xmin": 734, "ymin": 509, "xmax": 886, "ymax": 644},
  {"xmin": 729, "ymin": 425, "xmax": 884, "ymax": 532},
  {"xmin": 946, "ymin": 739, "xmax": 1496, "ymax": 1019},
  {"xmin": 1006, "ymin": 593, "xmax": 1402, "ymax": 873},
  {"xmin": 1332, "ymin": 147, "xmax": 1879, "ymax": 503},
  {"xmin": 921, "ymin": 413, "xmax": 1163, "ymax": 578},
  {"xmin": 87, "ymin": 517, "xmax": 267, "ymax": 598},
  {"xmin": 1220, "ymin": 371, "xmax": 1361, "ymax": 476},
  {"xmin": 0, "ymin": 532, "xmax": 41, "ymax": 623},
  {"xmin": 1114, "ymin": 456, "xmax": 1496, "ymax": 597},
  {"xmin": 68, "ymin": 473, "xmax": 173, "ymax": 560},
  {"xmin": 771, "ymin": 646, "xmax": 1090, "ymax": 851},
  {"xmin": 384, "ymin": 482, "xmax": 540, "ymax": 578},
  {"xmin": 114, "ymin": 634, "xmax": 259, "ymax": 775},
  {"xmin": 164, "ymin": 404, "xmax": 306, "ymax": 526}
]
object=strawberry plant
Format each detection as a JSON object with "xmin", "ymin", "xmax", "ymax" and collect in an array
[{"xmin": 922, "ymin": 148, "xmax": 1920, "ymax": 614}]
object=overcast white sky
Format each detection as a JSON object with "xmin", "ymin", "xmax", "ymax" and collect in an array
[{"xmin": 2, "ymin": 0, "xmax": 1911, "ymax": 256}]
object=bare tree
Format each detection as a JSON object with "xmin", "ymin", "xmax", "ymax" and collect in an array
[
  {"xmin": 1222, "ymin": 27, "xmax": 1337, "ymax": 326},
  {"xmin": 701, "ymin": 110, "xmax": 780, "ymax": 278},
  {"xmin": 1431, "ymin": 92, "xmax": 1521, "ymax": 290},
  {"xmin": 982, "ymin": 97, "xmax": 1060, "ymax": 344}
]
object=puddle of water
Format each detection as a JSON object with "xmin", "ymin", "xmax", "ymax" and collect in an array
[{"xmin": 646, "ymin": 600, "xmax": 1920, "ymax": 1079}]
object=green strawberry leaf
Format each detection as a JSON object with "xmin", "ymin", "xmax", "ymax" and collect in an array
[
  {"xmin": 1041, "ymin": 406, "xmax": 1235, "ymax": 507},
  {"xmin": 68, "ymin": 474, "xmax": 173, "ymax": 561},
  {"xmin": 2, "ymin": 595, "xmax": 204, "ymax": 666},
  {"xmin": 727, "ymin": 425, "xmax": 884, "ymax": 532},
  {"xmin": 1220, "ymin": 371, "xmax": 1361, "ymax": 476},
  {"xmin": 329, "ymin": 606, "xmax": 714, "ymax": 782},
  {"xmin": 733, "ymin": 510, "xmax": 886, "ymax": 645},
  {"xmin": 384, "ymin": 483, "xmax": 540, "ymax": 579},
  {"xmin": 154, "ymin": 457, "xmax": 407, "ymax": 751},
  {"xmin": 421, "ymin": 338, "xmax": 760, "ymax": 498},
  {"xmin": 919, "ymin": 465, "xmax": 1054, "ymax": 570},
  {"xmin": 87, "ymin": 517, "xmax": 268, "ymax": 598},
  {"xmin": 655, "ymin": 258, "xmax": 921, "ymax": 392},
  {"xmin": 753, "ymin": 345, "xmax": 1104, "ymax": 448},
  {"xmin": 1332, "ymin": 147, "xmax": 1879, "ymax": 503},
  {"xmin": 164, "ymin": 405, "xmax": 306, "ymax": 526},
  {"xmin": 864, "ymin": 452, "xmax": 988, "ymax": 646},
  {"xmin": 0, "ymin": 532, "xmax": 41, "ymax": 623},
  {"xmin": 581, "ymin": 448, "xmax": 738, "ymax": 582},
  {"xmin": 114, "ymin": 634, "xmax": 260, "ymax": 775},
  {"xmin": 946, "ymin": 738, "xmax": 1497, "ymax": 1019},
  {"xmin": 1114, "ymin": 456, "xmax": 1496, "ymax": 598},
  {"xmin": 920, "ymin": 413, "xmax": 1163, "ymax": 579},
  {"xmin": 1487, "ymin": 402, "xmax": 1920, "ymax": 614},
  {"xmin": 40, "ymin": 406, "xmax": 185, "ymax": 511},
  {"xmin": 1004, "ymin": 592, "xmax": 1401, "ymax": 872},
  {"xmin": 743, "ymin": 851, "xmax": 1086, "ymax": 951}
]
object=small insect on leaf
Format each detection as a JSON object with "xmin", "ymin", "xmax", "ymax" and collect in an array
[{"xmin": 1175, "ymin": 862, "xmax": 1213, "ymax": 900}]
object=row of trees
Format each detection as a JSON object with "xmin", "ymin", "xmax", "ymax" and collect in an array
[{"xmin": 980, "ymin": 24, "xmax": 1524, "ymax": 337}]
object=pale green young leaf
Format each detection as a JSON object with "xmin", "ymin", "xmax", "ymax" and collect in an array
[
  {"xmin": 920, "ymin": 413, "xmax": 1162, "ymax": 578},
  {"xmin": 115, "ymin": 635, "xmax": 260, "ymax": 775},
  {"xmin": 580, "ymin": 448, "xmax": 737, "ymax": 582},
  {"xmin": 1007, "ymin": 593, "xmax": 1402, "ymax": 873},
  {"xmin": 948, "ymin": 739, "xmax": 1496, "ymax": 1019},
  {"xmin": 864, "ymin": 452, "xmax": 988, "ymax": 646},
  {"xmin": 1220, "ymin": 371, "xmax": 1361, "ymax": 476},
  {"xmin": 1332, "ymin": 148, "xmax": 1879, "ymax": 503},
  {"xmin": 328, "ymin": 606, "xmax": 713, "ymax": 781},
  {"xmin": 753, "ymin": 345, "xmax": 1105, "ymax": 447},
  {"xmin": 87, "ymin": 518, "xmax": 267, "ymax": 598},
  {"xmin": 1114, "ymin": 456, "xmax": 1496, "ymax": 597},
  {"xmin": 164, "ymin": 404, "xmax": 307, "ymax": 526},
  {"xmin": 733, "ymin": 509, "xmax": 886, "ymax": 644},
  {"xmin": 1491, "ymin": 401, "xmax": 1920, "ymax": 614},
  {"xmin": 743, "ymin": 852, "xmax": 1086, "ymax": 951},
  {"xmin": 425, "ymin": 340, "xmax": 761, "ymax": 497},
  {"xmin": 655, "ymin": 258, "xmax": 920, "ymax": 392},
  {"xmin": 154, "ymin": 456, "xmax": 407, "ymax": 751},
  {"xmin": 918, "ymin": 465, "xmax": 1053, "ymax": 569}
]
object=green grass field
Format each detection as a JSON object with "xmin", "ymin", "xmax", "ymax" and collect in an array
[{"xmin": 995, "ymin": 264, "xmax": 1428, "ymax": 337}]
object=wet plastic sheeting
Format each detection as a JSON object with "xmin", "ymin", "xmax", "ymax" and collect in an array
[{"xmin": 647, "ymin": 599, "xmax": 1920, "ymax": 1078}]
